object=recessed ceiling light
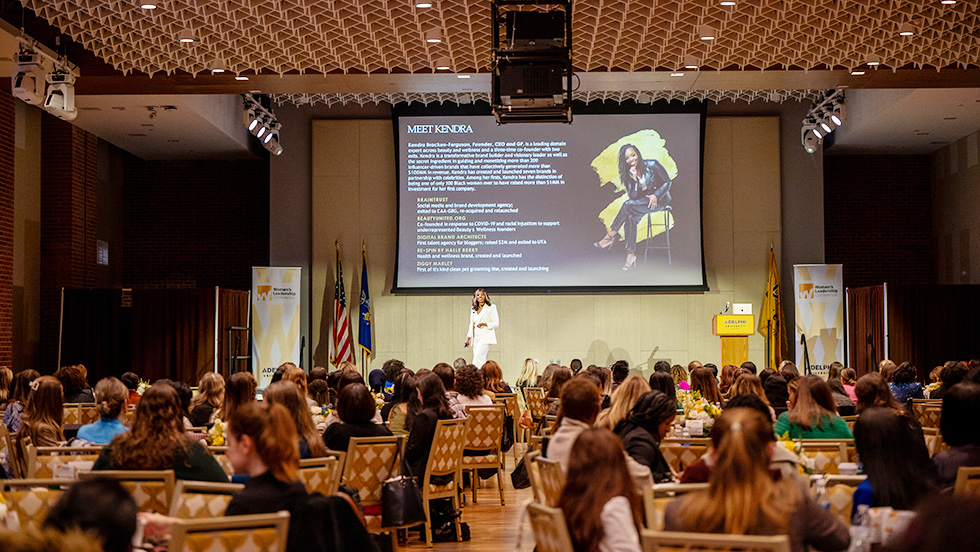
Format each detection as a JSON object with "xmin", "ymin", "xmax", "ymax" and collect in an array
[
  {"xmin": 699, "ymin": 25, "xmax": 716, "ymax": 40},
  {"xmin": 139, "ymin": 2, "xmax": 158, "ymax": 8},
  {"xmin": 178, "ymin": 30, "xmax": 194, "ymax": 43},
  {"xmin": 898, "ymin": 24, "xmax": 914, "ymax": 36},
  {"xmin": 866, "ymin": 54, "xmax": 881, "ymax": 66},
  {"xmin": 683, "ymin": 55, "xmax": 698, "ymax": 69},
  {"xmin": 235, "ymin": 75, "xmax": 249, "ymax": 81},
  {"xmin": 850, "ymin": 70, "xmax": 865, "ymax": 76},
  {"xmin": 425, "ymin": 29, "xmax": 442, "ymax": 43},
  {"xmin": 456, "ymin": 74, "xmax": 470, "ymax": 79},
  {"xmin": 416, "ymin": 1, "xmax": 433, "ymax": 7},
  {"xmin": 210, "ymin": 60, "xmax": 226, "ymax": 73},
  {"xmin": 670, "ymin": 72, "xmax": 685, "ymax": 77},
  {"xmin": 940, "ymin": 0, "xmax": 956, "ymax": 4},
  {"xmin": 720, "ymin": 0, "xmax": 736, "ymax": 5},
  {"xmin": 435, "ymin": 57, "xmax": 451, "ymax": 70}
]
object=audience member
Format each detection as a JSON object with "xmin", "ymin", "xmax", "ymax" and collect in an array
[
  {"xmin": 269, "ymin": 364, "xmax": 288, "ymax": 384},
  {"xmin": 322, "ymin": 383, "xmax": 392, "ymax": 453},
  {"xmin": 779, "ymin": 361, "xmax": 800, "ymax": 382},
  {"xmin": 120, "ymin": 372, "xmax": 142, "ymax": 404},
  {"xmin": 704, "ymin": 363, "xmax": 718, "ymax": 379},
  {"xmin": 308, "ymin": 378, "xmax": 330, "ymax": 406},
  {"xmin": 515, "ymin": 358, "xmax": 538, "ymax": 392},
  {"xmin": 433, "ymin": 363, "xmax": 466, "ymax": 419},
  {"xmin": 610, "ymin": 360, "xmax": 630, "ymax": 392},
  {"xmin": 930, "ymin": 361, "xmax": 968, "ymax": 400},
  {"xmin": 648, "ymin": 371, "xmax": 678, "ymax": 407},
  {"xmin": 586, "ymin": 365, "xmax": 614, "ymax": 409},
  {"xmin": 482, "ymin": 360, "xmax": 512, "ymax": 394},
  {"xmin": 569, "ymin": 358, "xmax": 583, "ymax": 375},
  {"xmin": 546, "ymin": 378, "xmax": 601, "ymax": 469},
  {"xmin": 774, "ymin": 375, "xmax": 852, "ymax": 439},
  {"xmin": 758, "ymin": 367, "xmax": 776, "ymax": 387},
  {"xmin": 76, "ymin": 377, "xmax": 129, "ymax": 444},
  {"xmin": 719, "ymin": 364, "xmax": 737, "ymax": 396},
  {"xmin": 826, "ymin": 361, "xmax": 844, "ymax": 382},
  {"xmin": 405, "ymin": 372, "xmax": 453, "ymax": 481},
  {"xmin": 827, "ymin": 378, "xmax": 856, "ymax": 416},
  {"xmin": 0, "ymin": 365, "xmax": 11, "ymax": 409},
  {"xmin": 664, "ymin": 408, "xmax": 848, "ymax": 552},
  {"xmin": 740, "ymin": 361, "xmax": 758, "ymax": 375},
  {"xmin": 653, "ymin": 360, "xmax": 671, "ymax": 374},
  {"xmin": 221, "ymin": 371, "xmax": 257, "ymax": 420},
  {"xmin": 367, "ymin": 368, "xmax": 385, "ymax": 393},
  {"xmin": 558, "ymin": 428, "xmax": 642, "ymax": 552},
  {"xmin": 455, "ymin": 364, "xmax": 493, "ymax": 407},
  {"xmin": 729, "ymin": 374, "xmax": 775, "ymax": 420},
  {"xmin": 165, "ymin": 379, "xmax": 194, "ymax": 429},
  {"xmin": 545, "ymin": 365, "xmax": 573, "ymax": 415},
  {"xmin": 309, "ymin": 366, "xmax": 328, "ymax": 382},
  {"xmin": 614, "ymin": 390, "xmax": 675, "ymax": 482},
  {"xmin": 887, "ymin": 494, "xmax": 980, "ymax": 552},
  {"xmin": 852, "ymin": 407, "xmax": 934, "ymax": 515},
  {"xmin": 21, "ymin": 375, "xmax": 65, "ymax": 446},
  {"xmin": 383, "ymin": 358, "xmax": 407, "ymax": 390},
  {"xmin": 538, "ymin": 363, "xmax": 559, "ymax": 389},
  {"xmin": 44, "ymin": 478, "xmax": 138, "ymax": 552},
  {"xmin": 263, "ymin": 381, "xmax": 328, "ymax": 459},
  {"xmin": 763, "ymin": 374, "xmax": 790, "ymax": 417},
  {"xmin": 596, "ymin": 375, "xmax": 650, "ymax": 430},
  {"xmin": 932, "ymin": 382, "xmax": 980, "ymax": 488},
  {"xmin": 452, "ymin": 357, "xmax": 467, "ymax": 371},
  {"xmin": 839, "ymin": 368, "xmax": 857, "ymax": 401},
  {"xmin": 879, "ymin": 359, "xmax": 898, "ymax": 381},
  {"xmin": 188, "ymin": 372, "xmax": 225, "ymax": 427},
  {"xmin": 889, "ymin": 361, "xmax": 925, "ymax": 403},
  {"xmin": 670, "ymin": 364, "xmax": 689, "ymax": 390},
  {"xmin": 690, "ymin": 366, "xmax": 723, "ymax": 404},
  {"xmin": 3, "ymin": 368, "xmax": 39, "ymax": 433},
  {"xmin": 55, "ymin": 365, "xmax": 94, "ymax": 403},
  {"xmin": 382, "ymin": 370, "xmax": 415, "ymax": 435},
  {"xmin": 93, "ymin": 383, "xmax": 227, "ymax": 482},
  {"xmin": 854, "ymin": 373, "xmax": 904, "ymax": 415},
  {"xmin": 282, "ymin": 365, "xmax": 314, "ymax": 406}
]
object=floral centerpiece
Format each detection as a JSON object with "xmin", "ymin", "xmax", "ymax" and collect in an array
[
  {"xmin": 207, "ymin": 419, "xmax": 225, "ymax": 446},
  {"xmin": 373, "ymin": 392, "xmax": 385, "ymax": 411},
  {"xmin": 137, "ymin": 378, "xmax": 150, "ymax": 395},
  {"xmin": 678, "ymin": 389, "xmax": 721, "ymax": 436},
  {"xmin": 310, "ymin": 405, "xmax": 327, "ymax": 426},
  {"xmin": 925, "ymin": 381, "xmax": 941, "ymax": 399},
  {"xmin": 775, "ymin": 435, "xmax": 813, "ymax": 475}
]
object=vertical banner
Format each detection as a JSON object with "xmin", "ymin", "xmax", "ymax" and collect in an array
[
  {"xmin": 251, "ymin": 267, "xmax": 302, "ymax": 388},
  {"xmin": 794, "ymin": 264, "xmax": 844, "ymax": 378}
]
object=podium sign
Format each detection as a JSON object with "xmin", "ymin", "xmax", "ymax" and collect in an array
[{"xmin": 712, "ymin": 314, "xmax": 754, "ymax": 367}]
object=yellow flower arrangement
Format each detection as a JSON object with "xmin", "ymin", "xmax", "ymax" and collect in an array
[
  {"xmin": 207, "ymin": 419, "xmax": 225, "ymax": 447},
  {"xmin": 677, "ymin": 390, "xmax": 721, "ymax": 436}
]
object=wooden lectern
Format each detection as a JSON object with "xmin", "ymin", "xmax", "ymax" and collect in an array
[{"xmin": 712, "ymin": 314, "xmax": 755, "ymax": 368}]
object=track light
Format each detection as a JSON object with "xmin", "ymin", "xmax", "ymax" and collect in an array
[
  {"xmin": 11, "ymin": 49, "xmax": 46, "ymax": 106},
  {"xmin": 242, "ymin": 94, "xmax": 283, "ymax": 155},
  {"xmin": 44, "ymin": 68, "xmax": 77, "ymax": 121},
  {"xmin": 801, "ymin": 125, "xmax": 820, "ymax": 154},
  {"xmin": 830, "ymin": 104, "xmax": 846, "ymax": 126}
]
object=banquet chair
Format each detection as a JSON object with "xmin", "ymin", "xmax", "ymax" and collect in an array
[
  {"xmin": 641, "ymin": 529, "xmax": 791, "ymax": 552},
  {"xmin": 169, "ymin": 480, "xmax": 245, "ymax": 518},
  {"xmin": 61, "ymin": 404, "xmax": 82, "ymax": 425},
  {"xmin": 920, "ymin": 427, "xmax": 946, "ymax": 457},
  {"xmin": 1, "ymin": 479, "xmax": 77, "ymax": 532},
  {"xmin": 659, "ymin": 442, "xmax": 708, "ymax": 475},
  {"xmin": 642, "ymin": 482, "xmax": 709, "ymax": 529},
  {"xmin": 169, "ymin": 511, "xmax": 290, "ymax": 552},
  {"xmin": 524, "ymin": 387, "xmax": 548, "ymax": 430},
  {"xmin": 207, "ymin": 446, "xmax": 234, "ymax": 476},
  {"xmin": 0, "ymin": 424, "xmax": 15, "ymax": 477},
  {"xmin": 298, "ymin": 456, "xmax": 341, "ymax": 496},
  {"xmin": 797, "ymin": 440, "xmax": 849, "ymax": 474},
  {"xmin": 24, "ymin": 445, "xmax": 103, "ymax": 479},
  {"xmin": 78, "ymin": 469, "xmax": 175, "ymax": 514},
  {"xmin": 910, "ymin": 399, "xmax": 942, "ymax": 428},
  {"xmin": 491, "ymin": 392, "xmax": 521, "ymax": 461},
  {"xmin": 462, "ymin": 404, "xmax": 506, "ymax": 505},
  {"xmin": 421, "ymin": 418, "xmax": 469, "ymax": 547},
  {"xmin": 341, "ymin": 436, "xmax": 403, "ymax": 547},
  {"xmin": 954, "ymin": 466, "xmax": 980, "ymax": 497},
  {"xmin": 78, "ymin": 404, "xmax": 100, "ymax": 425},
  {"xmin": 527, "ymin": 502, "xmax": 574, "ymax": 552},
  {"xmin": 642, "ymin": 205, "xmax": 673, "ymax": 264},
  {"xmin": 530, "ymin": 455, "xmax": 565, "ymax": 507}
]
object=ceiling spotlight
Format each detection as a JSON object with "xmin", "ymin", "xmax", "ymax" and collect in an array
[
  {"xmin": 140, "ymin": 2, "xmax": 158, "ymax": 8},
  {"xmin": 210, "ymin": 59, "xmax": 226, "ymax": 74},
  {"xmin": 940, "ymin": 0, "xmax": 956, "ymax": 4},
  {"xmin": 178, "ymin": 30, "xmax": 194, "ymax": 43},
  {"xmin": 456, "ymin": 74, "xmax": 470, "ymax": 79},
  {"xmin": 683, "ymin": 55, "xmax": 699, "ymax": 69},
  {"xmin": 434, "ymin": 57, "xmax": 451, "ymax": 70},
  {"xmin": 898, "ymin": 24, "xmax": 914, "ymax": 36},
  {"xmin": 830, "ymin": 104, "xmax": 846, "ymax": 126},
  {"xmin": 866, "ymin": 54, "xmax": 882, "ymax": 66},
  {"xmin": 235, "ymin": 75, "xmax": 249, "ymax": 81},
  {"xmin": 720, "ymin": 0, "xmax": 736, "ymax": 5},
  {"xmin": 44, "ymin": 68, "xmax": 77, "ymax": 121},
  {"xmin": 699, "ymin": 25, "xmax": 716, "ymax": 40},
  {"xmin": 415, "ymin": 1, "xmax": 433, "ymax": 6},
  {"xmin": 801, "ymin": 126, "xmax": 820, "ymax": 154},
  {"xmin": 811, "ymin": 124, "xmax": 825, "ymax": 139},
  {"xmin": 268, "ymin": 142, "xmax": 283, "ymax": 156},
  {"xmin": 425, "ymin": 29, "xmax": 442, "ymax": 43},
  {"xmin": 263, "ymin": 122, "xmax": 278, "ymax": 144},
  {"xmin": 819, "ymin": 118, "xmax": 833, "ymax": 134},
  {"xmin": 11, "ymin": 49, "xmax": 47, "ymax": 106}
]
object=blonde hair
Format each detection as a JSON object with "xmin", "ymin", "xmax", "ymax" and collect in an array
[
  {"xmin": 190, "ymin": 372, "xmax": 225, "ymax": 411},
  {"xmin": 596, "ymin": 375, "xmax": 651, "ymax": 430},
  {"xmin": 677, "ymin": 408, "xmax": 797, "ymax": 534},
  {"xmin": 516, "ymin": 358, "xmax": 538, "ymax": 387},
  {"xmin": 670, "ymin": 364, "xmax": 688, "ymax": 385},
  {"xmin": 0, "ymin": 366, "xmax": 12, "ymax": 402},
  {"xmin": 282, "ymin": 365, "xmax": 309, "ymax": 397},
  {"xmin": 94, "ymin": 377, "xmax": 128, "ymax": 419},
  {"xmin": 336, "ymin": 362, "xmax": 358, "ymax": 373}
]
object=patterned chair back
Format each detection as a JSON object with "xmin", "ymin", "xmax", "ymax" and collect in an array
[
  {"xmin": 26, "ymin": 445, "xmax": 103, "ymax": 479},
  {"xmin": 527, "ymin": 502, "xmax": 574, "ymax": 552},
  {"xmin": 1, "ymin": 479, "xmax": 77, "ymax": 532},
  {"xmin": 342, "ymin": 436, "xmax": 400, "ymax": 506},
  {"xmin": 641, "ymin": 529, "xmax": 791, "ymax": 552},
  {"xmin": 298, "ymin": 456, "xmax": 340, "ymax": 496},
  {"xmin": 954, "ymin": 466, "xmax": 980, "ymax": 497},
  {"xmin": 531, "ymin": 456, "xmax": 565, "ymax": 507},
  {"xmin": 169, "ymin": 511, "xmax": 290, "ymax": 552},
  {"xmin": 524, "ymin": 388, "xmax": 548, "ymax": 420},
  {"xmin": 463, "ymin": 405, "xmax": 505, "ymax": 453},
  {"xmin": 910, "ymin": 399, "xmax": 942, "ymax": 428},
  {"xmin": 642, "ymin": 482, "xmax": 709, "ymax": 529},
  {"xmin": 797, "ymin": 440, "xmax": 849, "ymax": 474},
  {"xmin": 659, "ymin": 443, "xmax": 707, "ymax": 475},
  {"xmin": 170, "ymin": 480, "xmax": 245, "ymax": 518},
  {"xmin": 78, "ymin": 405, "xmax": 101, "ymax": 425},
  {"xmin": 62, "ymin": 404, "xmax": 82, "ymax": 425},
  {"xmin": 208, "ymin": 446, "xmax": 235, "ymax": 476},
  {"xmin": 921, "ymin": 426, "xmax": 945, "ymax": 457},
  {"xmin": 808, "ymin": 475, "xmax": 865, "ymax": 526},
  {"xmin": 424, "ymin": 418, "xmax": 468, "ymax": 482},
  {"xmin": 78, "ymin": 469, "xmax": 176, "ymax": 514}
]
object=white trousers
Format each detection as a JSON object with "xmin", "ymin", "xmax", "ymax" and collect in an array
[{"xmin": 472, "ymin": 342, "xmax": 490, "ymax": 368}]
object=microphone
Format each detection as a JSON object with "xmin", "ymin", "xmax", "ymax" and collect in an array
[
  {"xmin": 800, "ymin": 333, "xmax": 806, "ymax": 346},
  {"xmin": 720, "ymin": 301, "xmax": 730, "ymax": 315}
]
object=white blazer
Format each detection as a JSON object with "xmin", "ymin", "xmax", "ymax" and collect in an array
[{"xmin": 467, "ymin": 303, "xmax": 499, "ymax": 345}]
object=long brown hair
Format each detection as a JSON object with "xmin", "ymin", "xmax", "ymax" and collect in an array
[
  {"xmin": 730, "ymin": 374, "xmax": 771, "ymax": 407},
  {"xmin": 220, "ymin": 372, "xmax": 257, "ymax": 419},
  {"xmin": 719, "ymin": 365, "xmax": 737, "ymax": 394},
  {"xmin": 263, "ymin": 381, "xmax": 327, "ymax": 458},
  {"xmin": 787, "ymin": 374, "xmax": 838, "ymax": 430},
  {"xmin": 190, "ymin": 372, "xmax": 225, "ymax": 411},
  {"xmin": 677, "ymin": 408, "xmax": 797, "ymax": 534},
  {"xmin": 93, "ymin": 377, "xmax": 128, "ymax": 420},
  {"xmin": 227, "ymin": 401, "xmax": 300, "ymax": 483},
  {"xmin": 557, "ymin": 427, "xmax": 641, "ymax": 552},
  {"xmin": 282, "ymin": 365, "xmax": 309, "ymax": 397},
  {"xmin": 470, "ymin": 288, "xmax": 491, "ymax": 311},
  {"xmin": 110, "ymin": 383, "xmax": 189, "ymax": 469},
  {"xmin": 691, "ymin": 366, "xmax": 722, "ymax": 404},
  {"xmin": 854, "ymin": 373, "xmax": 904, "ymax": 414},
  {"xmin": 0, "ymin": 366, "xmax": 13, "ymax": 403},
  {"xmin": 481, "ymin": 360, "xmax": 508, "ymax": 393},
  {"xmin": 7, "ymin": 369, "xmax": 39, "ymax": 408},
  {"xmin": 21, "ymin": 376, "xmax": 65, "ymax": 445}
]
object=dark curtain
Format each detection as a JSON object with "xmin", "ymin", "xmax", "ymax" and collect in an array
[
  {"xmin": 217, "ymin": 289, "xmax": 250, "ymax": 378},
  {"xmin": 59, "ymin": 289, "xmax": 130, "ymax": 381},
  {"xmin": 130, "ymin": 288, "xmax": 218, "ymax": 384},
  {"xmin": 887, "ymin": 285, "xmax": 980, "ymax": 379},
  {"xmin": 846, "ymin": 285, "xmax": 884, "ymax": 377}
]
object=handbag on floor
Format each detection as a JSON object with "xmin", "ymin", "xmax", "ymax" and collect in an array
[{"xmin": 381, "ymin": 437, "xmax": 426, "ymax": 527}]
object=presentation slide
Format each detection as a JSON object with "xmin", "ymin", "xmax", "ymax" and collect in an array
[{"xmin": 393, "ymin": 105, "xmax": 706, "ymax": 292}]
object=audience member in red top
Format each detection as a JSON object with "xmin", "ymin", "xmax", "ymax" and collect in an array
[{"xmin": 120, "ymin": 372, "xmax": 142, "ymax": 405}]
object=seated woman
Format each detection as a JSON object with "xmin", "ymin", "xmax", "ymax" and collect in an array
[
  {"xmin": 76, "ymin": 377, "xmax": 129, "ymax": 444},
  {"xmin": 544, "ymin": 365, "xmax": 572, "ymax": 416},
  {"xmin": 931, "ymin": 382, "xmax": 980, "ymax": 489},
  {"xmin": 188, "ymin": 372, "xmax": 224, "ymax": 428},
  {"xmin": 3, "ymin": 369, "xmax": 39, "ymax": 433},
  {"xmin": 55, "ymin": 365, "xmax": 95, "ymax": 404},
  {"xmin": 93, "ymin": 383, "xmax": 227, "ymax": 482},
  {"xmin": 220, "ymin": 371, "xmax": 257, "ymax": 421},
  {"xmin": 382, "ymin": 371, "xmax": 415, "ymax": 435},
  {"xmin": 224, "ymin": 400, "xmax": 377, "ymax": 552},
  {"xmin": 852, "ymin": 406, "xmax": 935, "ymax": 516},
  {"xmin": 323, "ymin": 371, "xmax": 383, "ymax": 428},
  {"xmin": 21, "ymin": 375, "xmax": 66, "ymax": 446},
  {"xmin": 613, "ymin": 390, "xmax": 675, "ymax": 482},
  {"xmin": 454, "ymin": 364, "xmax": 493, "ymax": 408},
  {"xmin": 282, "ymin": 364, "xmax": 315, "ymax": 407},
  {"xmin": 763, "ymin": 374, "xmax": 790, "ymax": 418},
  {"xmin": 728, "ymin": 373, "xmax": 776, "ymax": 421},
  {"xmin": 596, "ymin": 375, "xmax": 650, "ymax": 430},
  {"xmin": 44, "ymin": 478, "xmax": 138, "ymax": 552},
  {"xmin": 648, "ymin": 371, "xmax": 679, "ymax": 408},
  {"xmin": 690, "ymin": 366, "xmax": 723, "ymax": 405},
  {"xmin": 665, "ymin": 408, "xmax": 849, "ymax": 552},
  {"xmin": 558, "ymin": 427, "xmax": 643, "ymax": 552},
  {"xmin": 854, "ymin": 373, "xmax": 905, "ymax": 415},
  {"xmin": 322, "ymin": 383, "xmax": 393, "ymax": 452},
  {"xmin": 405, "ymin": 372, "xmax": 454, "ymax": 481},
  {"xmin": 888, "ymin": 362, "xmax": 925, "ymax": 404},
  {"xmin": 773, "ymin": 375, "xmax": 852, "ymax": 439},
  {"xmin": 263, "ymin": 381, "xmax": 328, "ymax": 459},
  {"xmin": 481, "ymin": 360, "xmax": 512, "ymax": 395},
  {"xmin": 840, "ymin": 368, "xmax": 858, "ymax": 402},
  {"xmin": 827, "ymin": 378, "xmax": 856, "ymax": 417}
]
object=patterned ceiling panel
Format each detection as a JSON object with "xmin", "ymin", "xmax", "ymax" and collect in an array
[{"xmin": 21, "ymin": 0, "xmax": 980, "ymax": 78}]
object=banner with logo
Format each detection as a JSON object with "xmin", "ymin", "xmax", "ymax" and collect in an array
[
  {"xmin": 252, "ymin": 267, "xmax": 302, "ymax": 388},
  {"xmin": 794, "ymin": 264, "xmax": 844, "ymax": 379}
]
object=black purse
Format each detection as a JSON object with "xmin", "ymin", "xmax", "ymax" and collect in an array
[{"xmin": 381, "ymin": 437, "xmax": 427, "ymax": 527}]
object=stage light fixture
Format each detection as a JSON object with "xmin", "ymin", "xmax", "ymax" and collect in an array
[
  {"xmin": 43, "ymin": 68, "xmax": 77, "ymax": 121},
  {"xmin": 830, "ymin": 104, "xmax": 846, "ymax": 126},
  {"xmin": 801, "ymin": 126, "xmax": 820, "ymax": 154},
  {"xmin": 11, "ymin": 50, "xmax": 47, "ymax": 106}
]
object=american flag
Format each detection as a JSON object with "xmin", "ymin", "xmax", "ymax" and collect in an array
[{"xmin": 332, "ymin": 250, "xmax": 354, "ymax": 365}]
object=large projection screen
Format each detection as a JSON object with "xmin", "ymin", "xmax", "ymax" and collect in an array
[{"xmin": 393, "ymin": 102, "xmax": 707, "ymax": 293}]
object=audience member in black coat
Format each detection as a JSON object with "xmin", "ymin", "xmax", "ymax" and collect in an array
[
  {"xmin": 614, "ymin": 390, "xmax": 676, "ymax": 482},
  {"xmin": 322, "ymin": 383, "xmax": 392, "ymax": 452},
  {"xmin": 405, "ymin": 372, "xmax": 453, "ymax": 482}
]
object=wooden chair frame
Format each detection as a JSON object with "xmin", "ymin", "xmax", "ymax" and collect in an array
[
  {"xmin": 1, "ymin": 479, "xmax": 78, "ymax": 531},
  {"xmin": 462, "ymin": 404, "xmax": 506, "ymax": 505},
  {"xmin": 298, "ymin": 456, "xmax": 341, "ymax": 496},
  {"xmin": 527, "ymin": 501, "xmax": 575, "ymax": 552},
  {"xmin": 78, "ymin": 469, "xmax": 176, "ymax": 514},
  {"xmin": 421, "ymin": 418, "xmax": 469, "ymax": 547},
  {"xmin": 25, "ymin": 444, "xmax": 104, "ymax": 479},
  {"xmin": 169, "ymin": 511, "xmax": 290, "ymax": 552},
  {"xmin": 530, "ymin": 455, "xmax": 565, "ymax": 508},
  {"xmin": 954, "ymin": 466, "xmax": 980, "ymax": 497},
  {"xmin": 341, "ymin": 436, "xmax": 402, "ymax": 549},
  {"xmin": 641, "ymin": 529, "xmax": 791, "ymax": 552},
  {"xmin": 642, "ymin": 482, "xmax": 709, "ymax": 529},
  {"xmin": 169, "ymin": 480, "xmax": 245, "ymax": 518},
  {"xmin": 491, "ymin": 392, "xmax": 521, "ymax": 462}
]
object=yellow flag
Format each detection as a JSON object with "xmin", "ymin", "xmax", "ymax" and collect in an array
[{"xmin": 759, "ymin": 248, "xmax": 787, "ymax": 369}]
